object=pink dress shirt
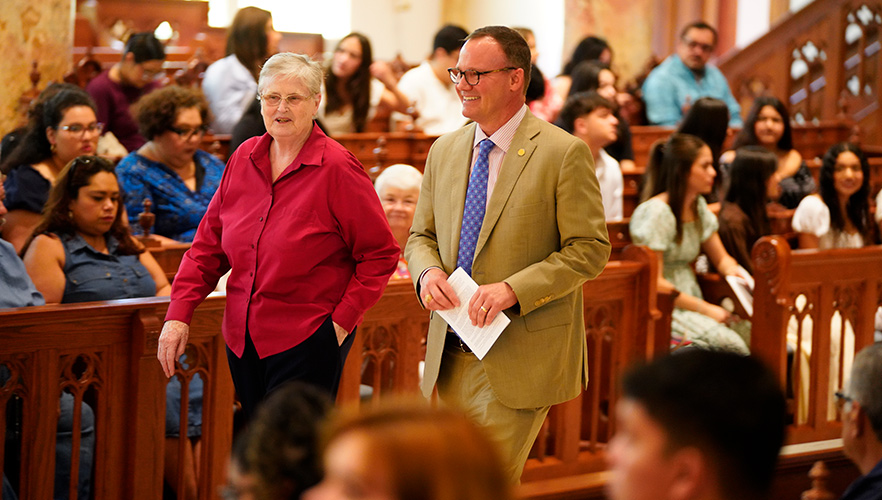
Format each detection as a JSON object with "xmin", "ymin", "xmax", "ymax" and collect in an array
[{"xmin": 166, "ymin": 125, "xmax": 400, "ymax": 358}]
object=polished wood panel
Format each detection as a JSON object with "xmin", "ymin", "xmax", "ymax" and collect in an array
[{"xmin": 0, "ymin": 295, "xmax": 231, "ymax": 499}]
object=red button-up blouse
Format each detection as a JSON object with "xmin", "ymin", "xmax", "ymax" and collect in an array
[{"xmin": 165, "ymin": 125, "xmax": 400, "ymax": 358}]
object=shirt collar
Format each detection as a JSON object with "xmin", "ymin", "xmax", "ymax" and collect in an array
[
  {"xmin": 62, "ymin": 232, "xmax": 119, "ymax": 254},
  {"xmin": 473, "ymin": 104, "xmax": 528, "ymax": 154},
  {"xmin": 249, "ymin": 122, "xmax": 327, "ymax": 175}
]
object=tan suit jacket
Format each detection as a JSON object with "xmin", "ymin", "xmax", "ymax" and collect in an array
[{"xmin": 405, "ymin": 110, "xmax": 611, "ymax": 409}]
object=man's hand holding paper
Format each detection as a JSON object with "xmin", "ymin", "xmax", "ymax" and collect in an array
[{"xmin": 428, "ymin": 267, "xmax": 512, "ymax": 359}]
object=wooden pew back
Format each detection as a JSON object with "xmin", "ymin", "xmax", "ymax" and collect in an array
[
  {"xmin": 523, "ymin": 245, "xmax": 662, "ymax": 482},
  {"xmin": 751, "ymin": 237, "xmax": 882, "ymax": 443},
  {"xmin": 0, "ymin": 295, "xmax": 232, "ymax": 500},
  {"xmin": 629, "ymin": 121, "xmax": 853, "ymax": 171},
  {"xmin": 331, "ymin": 132, "xmax": 437, "ymax": 179}
]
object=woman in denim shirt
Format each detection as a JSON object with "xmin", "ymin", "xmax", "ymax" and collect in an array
[
  {"xmin": 21, "ymin": 156, "xmax": 199, "ymax": 498},
  {"xmin": 21, "ymin": 155, "xmax": 169, "ymax": 302}
]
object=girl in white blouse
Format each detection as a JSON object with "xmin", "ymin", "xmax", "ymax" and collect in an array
[{"xmin": 792, "ymin": 142, "xmax": 877, "ymax": 249}]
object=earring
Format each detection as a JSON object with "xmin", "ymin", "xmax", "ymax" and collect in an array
[
  {"xmin": 51, "ymin": 143, "xmax": 57, "ymax": 153},
  {"xmin": 68, "ymin": 210, "xmax": 73, "ymax": 219}
]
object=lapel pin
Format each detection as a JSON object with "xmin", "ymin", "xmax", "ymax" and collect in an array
[{"xmin": 518, "ymin": 148, "xmax": 525, "ymax": 156}]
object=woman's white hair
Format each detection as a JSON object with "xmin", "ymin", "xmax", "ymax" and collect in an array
[
  {"xmin": 374, "ymin": 164, "xmax": 423, "ymax": 196},
  {"xmin": 257, "ymin": 52, "xmax": 324, "ymax": 97}
]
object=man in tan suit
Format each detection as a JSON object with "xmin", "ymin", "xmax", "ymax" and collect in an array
[{"xmin": 405, "ymin": 25, "xmax": 610, "ymax": 481}]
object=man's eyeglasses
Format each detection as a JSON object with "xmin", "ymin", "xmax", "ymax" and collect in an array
[
  {"xmin": 140, "ymin": 68, "xmax": 164, "ymax": 82},
  {"xmin": 170, "ymin": 125, "xmax": 208, "ymax": 141},
  {"xmin": 258, "ymin": 93, "xmax": 313, "ymax": 107},
  {"xmin": 835, "ymin": 391, "xmax": 855, "ymax": 413},
  {"xmin": 447, "ymin": 67, "xmax": 517, "ymax": 86},
  {"xmin": 58, "ymin": 123, "xmax": 104, "ymax": 137},
  {"xmin": 681, "ymin": 37, "xmax": 715, "ymax": 53}
]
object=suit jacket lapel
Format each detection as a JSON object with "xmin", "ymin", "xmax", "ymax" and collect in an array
[
  {"xmin": 474, "ymin": 113, "xmax": 540, "ymax": 256},
  {"xmin": 445, "ymin": 124, "xmax": 477, "ymax": 269}
]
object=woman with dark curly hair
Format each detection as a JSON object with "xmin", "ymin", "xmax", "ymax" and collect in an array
[
  {"xmin": 720, "ymin": 96, "xmax": 815, "ymax": 209},
  {"xmin": 116, "ymin": 85, "xmax": 225, "ymax": 242},
  {"xmin": 1, "ymin": 84, "xmax": 102, "ymax": 252},
  {"xmin": 318, "ymin": 33, "xmax": 411, "ymax": 134},
  {"xmin": 225, "ymin": 382, "xmax": 329, "ymax": 500}
]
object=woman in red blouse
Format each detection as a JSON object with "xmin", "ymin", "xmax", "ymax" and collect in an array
[{"xmin": 157, "ymin": 53, "xmax": 399, "ymax": 420}]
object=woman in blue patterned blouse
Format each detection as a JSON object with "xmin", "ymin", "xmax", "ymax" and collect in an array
[{"xmin": 117, "ymin": 85, "xmax": 225, "ymax": 242}]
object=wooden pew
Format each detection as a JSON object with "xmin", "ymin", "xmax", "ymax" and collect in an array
[
  {"xmin": 0, "ymin": 294, "xmax": 232, "ymax": 500},
  {"xmin": 751, "ymin": 236, "xmax": 881, "ymax": 444},
  {"xmin": 336, "ymin": 280, "xmax": 429, "ymax": 404},
  {"xmin": 147, "ymin": 242, "xmax": 191, "ymax": 282},
  {"xmin": 630, "ymin": 121, "xmax": 853, "ymax": 170},
  {"xmin": 331, "ymin": 132, "xmax": 437, "ymax": 177},
  {"xmin": 521, "ymin": 245, "xmax": 663, "ymax": 486}
]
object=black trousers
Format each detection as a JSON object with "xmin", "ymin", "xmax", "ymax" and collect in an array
[{"xmin": 225, "ymin": 316, "xmax": 355, "ymax": 422}]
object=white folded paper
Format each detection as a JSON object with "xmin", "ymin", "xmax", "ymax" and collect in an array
[{"xmin": 436, "ymin": 267, "xmax": 511, "ymax": 360}]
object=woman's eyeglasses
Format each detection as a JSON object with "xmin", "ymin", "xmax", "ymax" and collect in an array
[
  {"xmin": 170, "ymin": 125, "xmax": 208, "ymax": 141},
  {"xmin": 58, "ymin": 123, "xmax": 104, "ymax": 137},
  {"xmin": 258, "ymin": 93, "xmax": 312, "ymax": 107}
]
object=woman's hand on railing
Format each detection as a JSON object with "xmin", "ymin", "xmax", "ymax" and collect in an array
[{"xmin": 157, "ymin": 320, "xmax": 190, "ymax": 377}]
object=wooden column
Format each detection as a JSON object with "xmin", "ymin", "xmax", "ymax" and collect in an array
[{"xmin": 0, "ymin": 0, "xmax": 74, "ymax": 134}]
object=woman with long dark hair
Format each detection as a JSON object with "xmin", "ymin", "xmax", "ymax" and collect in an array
[
  {"xmin": 718, "ymin": 146, "xmax": 781, "ymax": 273},
  {"xmin": 318, "ymin": 33, "xmax": 411, "ymax": 134},
  {"xmin": 563, "ymin": 61, "xmax": 635, "ymax": 171},
  {"xmin": 630, "ymin": 134, "xmax": 751, "ymax": 354},
  {"xmin": 202, "ymin": 6, "xmax": 281, "ymax": 134},
  {"xmin": 792, "ymin": 142, "xmax": 876, "ymax": 249},
  {"xmin": 1, "ymin": 84, "xmax": 102, "ymax": 252},
  {"xmin": 721, "ymin": 96, "xmax": 815, "ymax": 209},
  {"xmin": 552, "ymin": 36, "xmax": 611, "ymax": 105}
]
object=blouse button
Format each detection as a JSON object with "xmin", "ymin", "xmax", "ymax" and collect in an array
[{"xmin": 258, "ymin": 216, "xmax": 264, "ymax": 221}]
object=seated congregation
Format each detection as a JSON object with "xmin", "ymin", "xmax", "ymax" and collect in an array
[{"xmin": 3, "ymin": 5, "xmax": 882, "ymax": 500}]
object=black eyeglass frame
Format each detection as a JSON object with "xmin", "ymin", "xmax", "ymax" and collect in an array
[
  {"xmin": 447, "ymin": 67, "xmax": 518, "ymax": 86},
  {"xmin": 169, "ymin": 125, "xmax": 209, "ymax": 141}
]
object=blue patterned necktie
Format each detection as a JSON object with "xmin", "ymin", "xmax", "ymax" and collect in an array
[{"xmin": 456, "ymin": 138, "xmax": 495, "ymax": 276}]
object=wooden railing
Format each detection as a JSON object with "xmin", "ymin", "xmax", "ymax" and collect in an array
[
  {"xmin": 0, "ymin": 294, "xmax": 232, "ymax": 500},
  {"xmin": 751, "ymin": 236, "xmax": 882, "ymax": 444},
  {"xmin": 717, "ymin": 0, "xmax": 881, "ymax": 145}
]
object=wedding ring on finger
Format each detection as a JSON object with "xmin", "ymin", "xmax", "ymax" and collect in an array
[{"xmin": 480, "ymin": 306, "xmax": 488, "ymax": 313}]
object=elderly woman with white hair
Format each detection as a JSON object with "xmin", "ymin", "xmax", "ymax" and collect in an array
[
  {"xmin": 375, "ymin": 163, "xmax": 423, "ymax": 280},
  {"xmin": 157, "ymin": 52, "xmax": 400, "ymax": 421}
]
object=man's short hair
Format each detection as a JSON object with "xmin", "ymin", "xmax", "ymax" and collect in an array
[
  {"xmin": 466, "ymin": 26, "xmax": 531, "ymax": 94},
  {"xmin": 680, "ymin": 21, "xmax": 718, "ymax": 46},
  {"xmin": 622, "ymin": 350, "xmax": 786, "ymax": 500},
  {"xmin": 433, "ymin": 25, "xmax": 469, "ymax": 53},
  {"xmin": 847, "ymin": 344, "xmax": 882, "ymax": 442},
  {"xmin": 123, "ymin": 32, "xmax": 166, "ymax": 63},
  {"xmin": 558, "ymin": 91, "xmax": 614, "ymax": 134}
]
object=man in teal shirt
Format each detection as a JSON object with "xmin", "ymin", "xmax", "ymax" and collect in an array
[{"xmin": 642, "ymin": 21, "xmax": 742, "ymax": 127}]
